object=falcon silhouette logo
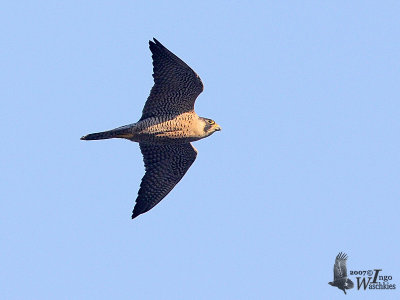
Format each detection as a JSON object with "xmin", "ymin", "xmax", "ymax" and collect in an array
[{"xmin": 329, "ymin": 252, "xmax": 354, "ymax": 294}]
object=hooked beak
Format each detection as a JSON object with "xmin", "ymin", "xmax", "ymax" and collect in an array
[{"xmin": 215, "ymin": 124, "xmax": 222, "ymax": 131}]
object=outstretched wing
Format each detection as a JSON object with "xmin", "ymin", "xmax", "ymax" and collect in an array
[
  {"xmin": 140, "ymin": 38, "xmax": 204, "ymax": 120},
  {"xmin": 333, "ymin": 252, "xmax": 349, "ymax": 280},
  {"xmin": 132, "ymin": 143, "xmax": 197, "ymax": 219}
]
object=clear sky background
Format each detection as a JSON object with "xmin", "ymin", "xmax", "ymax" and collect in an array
[{"xmin": 1, "ymin": 1, "xmax": 399, "ymax": 299}]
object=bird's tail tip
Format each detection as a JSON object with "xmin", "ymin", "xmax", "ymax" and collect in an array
[
  {"xmin": 80, "ymin": 125, "xmax": 134, "ymax": 141},
  {"xmin": 80, "ymin": 134, "xmax": 99, "ymax": 140},
  {"xmin": 80, "ymin": 131, "xmax": 121, "ymax": 141}
]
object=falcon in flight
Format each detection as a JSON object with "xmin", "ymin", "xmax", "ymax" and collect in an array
[
  {"xmin": 328, "ymin": 252, "xmax": 354, "ymax": 294},
  {"xmin": 81, "ymin": 38, "xmax": 221, "ymax": 219}
]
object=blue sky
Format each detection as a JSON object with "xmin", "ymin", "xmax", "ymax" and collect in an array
[{"xmin": 1, "ymin": 1, "xmax": 399, "ymax": 299}]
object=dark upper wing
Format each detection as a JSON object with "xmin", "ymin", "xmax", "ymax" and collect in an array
[
  {"xmin": 333, "ymin": 252, "xmax": 349, "ymax": 280},
  {"xmin": 131, "ymin": 143, "xmax": 197, "ymax": 219},
  {"xmin": 140, "ymin": 38, "xmax": 204, "ymax": 119}
]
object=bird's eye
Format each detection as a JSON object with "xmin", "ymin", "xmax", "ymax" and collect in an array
[{"xmin": 208, "ymin": 120, "xmax": 215, "ymax": 125}]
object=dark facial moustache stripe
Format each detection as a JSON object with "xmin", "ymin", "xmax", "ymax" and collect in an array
[{"xmin": 204, "ymin": 123, "xmax": 212, "ymax": 132}]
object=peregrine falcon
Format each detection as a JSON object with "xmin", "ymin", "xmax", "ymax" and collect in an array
[
  {"xmin": 328, "ymin": 252, "xmax": 354, "ymax": 294},
  {"xmin": 81, "ymin": 38, "xmax": 221, "ymax": 219}
]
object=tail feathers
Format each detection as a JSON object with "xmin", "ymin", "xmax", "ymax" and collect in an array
[
  {"xmin": 81, "ymin": 125, "xmax": 134, "ymax": 141},
  {"xmin": 81, "ymin": 131, "xmax": 115, "ymax": 140}
]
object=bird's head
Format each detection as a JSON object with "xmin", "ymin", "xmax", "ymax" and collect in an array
[{"xmin": 201, "ymin": 118, "xmax": 221, "ymax": 136}]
